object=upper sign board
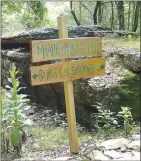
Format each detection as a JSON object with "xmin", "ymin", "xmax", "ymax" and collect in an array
[{"xmin": 31, "ymin": 37, "xmax": 102, "ymax": 62}]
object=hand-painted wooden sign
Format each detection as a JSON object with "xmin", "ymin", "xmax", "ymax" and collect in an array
[
  {"xmin": 30, "ymin": 57, "xmax": 105, "ymax": 85},
  {"xmin": 30, "ymin": 15, "xmax": 106, "ymax": 154},
  {"xmin": 31, "ymin": 37, "xmax": 102, "ymax": 62}
]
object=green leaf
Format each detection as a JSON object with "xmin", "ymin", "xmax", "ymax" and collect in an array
[
  {"xmin": 5, "ymin": 85, "xmax": 11, "ymax": 89},
  {"xmin": 17, "ymin": 87, "xmax": 26, "ymax": 92},
  {"xmin": 11, "ymin": 128, "xmax": 21, "ymax": 147},
  {"xmin": 8, "ymin": 78, "xmax": 12, "ymax": 83}
]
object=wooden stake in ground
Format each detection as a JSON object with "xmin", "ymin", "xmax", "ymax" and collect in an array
[
  {"xmin": 30, "ymin": 15, "xmax": 105, "ymax": 155},
  {"xmin": 57, "ymin": 15, "xmax": 79, "ymax": 154}
]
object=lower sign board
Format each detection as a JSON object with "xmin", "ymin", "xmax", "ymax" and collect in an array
[{"xmin": 30, "ymin": 57, "xmax": 105, "ymax": 86}]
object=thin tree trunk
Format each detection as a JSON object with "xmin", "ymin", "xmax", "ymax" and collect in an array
[
  {"xmin": 93, "ymin": 1, "xmax": 101, "ymax": 25},
  {"xmin": 116, "ymin": 1, "xmax": 125, "ymax": 30},
  {"xmin": 70, "ymin": 1, "xmax": 80, "ymax": 26},
  {"xmin": 98, "ymin": 1, "xmax": 102, "ymax": 23},
  {"xmin": 128, "ymin": 2, "xmax": 131, "ymax": 30},
  {"xmin": 79, "ymin": 2, "xmax": 82, "ymax": 24},
  {"xmin": 132, "ymin": 2, "xmax": 136, "ymax": 29},
  {"xmin": 132, "ymin": 1, "xmax": 140, "ymax": 32},
  {"xmin": 81, "ymin": 2, "xmax": 92, "ymax": 15},
  {"xmin": 111, "ymin": 1, "xmax": 114, "ymax": 29}
]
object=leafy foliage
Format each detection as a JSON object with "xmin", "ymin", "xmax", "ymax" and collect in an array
[
  {"xmin": 117, "ymin": 106, "xmax": 133, "ymax": 136},
  {"xmin": 2, "ymin": 1, "xmax": 140, "ymax": 36},
  {"xmin": 2, "ymin": 0, "xmax": 49, "ymax": 35},
  {"xmin": 21, "ymin": 1, "xmax": 49, "ymax": 29},
  {"xmin": 1, "ymin": 64, "xmax": 32, "ymax": 154},
  {"xmin": 90, "ymin": 105, "xmax": 134, "ymax": 135}
]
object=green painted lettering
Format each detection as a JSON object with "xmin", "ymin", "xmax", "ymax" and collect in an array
[
  {"xmin": 64, "ymin": 68, "xmax": 69, "ymax": 76},
  {"xmin": 39, "ymin": 70, "xmax": 44, "ymax": 81},
  {"xmin": 47, "ymin": 44, "xmax": 53, "ymax": 57},
  {"xmin": 57, "ymin": 67, "xmax": 62, "ymax": 78},
  {"xmin": 71, "ymin": 66, "xmax": 77, "ymax": 76},
  {"xmin": 56, "ymin": 43, "xmax": 61, "ymax": 57},
  {"xmin": 85, "ymin": 41, "xmax": 90, "ymax": 54},
  {"xmin": 66, "ymin": 43, "xmax": 71, "ymax": 56},
  {"xmin": 47, "ymin": 70, "xmax": 53, "ymax": 79},
  {"xmin": 36, "ymin": 45, "xmax": 41, "ymax": 56},
  {"xmin": 41, "ymin": 44, "xmax": 47, "ymax": 58},
  {"xmin": 69, "ymin": 41, "xmax": 75, "ymax": 56}
]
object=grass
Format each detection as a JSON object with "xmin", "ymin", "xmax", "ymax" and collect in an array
[
  {"xmin": 103, "ymin": 36, "xmax": 140, "ymax": 51},
  {"xmin": 26, "ymin": 125, "xmax": 136, "ymax": 150},
  {"xmin": 27, "ymin": 126, "xmax": 68, "ymax": 149}
]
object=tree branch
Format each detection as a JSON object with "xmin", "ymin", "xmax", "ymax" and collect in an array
[{"xmin": 81, "ymin": 2, "xmax": 92, "ymax": 15}]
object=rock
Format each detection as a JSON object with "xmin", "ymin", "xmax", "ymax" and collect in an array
[
  {"xmin": 13, "ymin": 158, "xmax": 37, "ymax": 161},
  {"xmin": 117, "ymin": 152, "xmax": 133, "ymax": 160},
  {"xmin": 117, "ymin": 151, "xmax": 140, "ymax": 160},
  {"xmin": 1, "ymin": 26, "xmax": 103, "ymax": 49},
  {"xmin": 127, "ymin": 140, "xmax": 140, "ymax": 150},
  {"xmin": 27, "ymin": 108, "xmax": 35, "ymax": 115},
  {"xmin": 132, "ymin": 134, "xmax": 140, "ymax": 140},
  {"xmin": 50, "ymin": 157, "xmax": 74, "ymax": 161},
  {"xmin": 115, "ymin": 49, "xmax": 141, "ymax": 73},
  {"xmin": 87, "ymin": 31, "xmax": 136, "ymax": 37},
  {"xmin": 120, "ymin": 146, "xmax": 127, "ymax": 152},
  {"xmin": 1, "ymin": 28, "xmax": 140, "ymax": 126},
  {"xmin": 14, "ymin": 157, "xmax": 51, "ymax": 161},
  {"xmin": 1, "ymin": 48, "xmax": 140, "ymax": 125},
  {"xmin": 123, "ymin": 52, "xmax": 141, "ymax": 72},
  {"xmin": 104, "ymin": 150, "xmax": 122, "ymax": 159},
  {"xmin": 99, "ymin": 138, "xmax": 130, "ymax": 150},
  {"xmin": 87, "ymin": 150, "xmax": 109, "ymax": 160},
  {"xmin": 132, "ymin": 151, "xmax": 140, "ymax": 159}
]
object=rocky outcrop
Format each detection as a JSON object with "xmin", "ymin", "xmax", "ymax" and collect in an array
[
  {"xmin": 12, "ymin": 134, "xmax": 140, "ymax": 161},
  {"xmin": 1, "ymin": 26, "xmax": 101, "ymax": 49},
  {"xmin": 2, "ymin": 26, "xmax": 137, "ymax": 49},
  {"xmin": 88, "ymin": 30, "xmax": 136, "ymax": 37},
  {"xmin": 115, "ymin": 49, "xmax": 140, "ymax": 73},
  {"xmin": 1, "ymin": 27, "xmax": 140, "ymax": 126}
]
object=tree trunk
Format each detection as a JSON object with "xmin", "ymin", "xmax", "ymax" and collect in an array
[
  {"xmin": 111, "ymin": 1, "xmax": 114, "ymax": 29},
  {"xmin": 81, "ymin": 2, "xmax": 92, "ymax": 15},
  {"xmin": 132, "ymin": 2, "xmax": 136, "ymax": 29},
  {"xmin": 98, "ymin": 1, "xmax": 102, "ymax": 23},
  {"xmin": 70, "ymin": 1, "xmax": 80, "ymax": 26},
  {"xmin": 132, "ymin": 1, "xmax": 140, "ymax": 32},
  {"xmin": 116, "ymin": 1, "xmax": 125, "ymax": 30},
  {"xmin": 79, "ymin": 2, "xmax": 82, "ymax": 24},
  {"xmin": 128, "ymin": 2, "xmax": 131, "ymax": 30},
  {"xmin": 93, "ymin": 1, "xmax": 101, "ymax": 25}
]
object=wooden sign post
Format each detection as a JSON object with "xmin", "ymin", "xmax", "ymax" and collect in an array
[
  {"xmin": 30, "ymin": 15, "xmax": 105, "ymax": 154},
  {"xmin": 58, "ymin": 15, "xmax": 78, "ymax": 154}
]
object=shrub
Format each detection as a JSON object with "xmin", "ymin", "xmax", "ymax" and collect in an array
[
  {"xmin": 1, "ymin": 64, "xmax": 33, "ymax": 155},
  {"xmin": 117, "ymin": 106, "xmax": 133, "ymax": 136},
  {"xmin": 90, "ymin": 105, "xmax": 134, "ymax": 135}
]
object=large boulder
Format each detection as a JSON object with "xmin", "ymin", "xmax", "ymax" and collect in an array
[
  {"xmin": 1, "ymin": 26, "xmax": 102, "ymax": 49},
  {"xmin": 1, "ymin": 27, "xmax": 140, "ymax": 126},
  {"xmin": 115, "ymin": 49, "xmax": 140, "ymax": 73},
  {"xmin": 74, "ymin": 51, "xmax": 140, "ymax": 123}
]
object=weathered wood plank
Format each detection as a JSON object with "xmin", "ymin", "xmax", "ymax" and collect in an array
[
  {"xmin": 58, "ymin": 15, "xmax": 79, "ymax": 154},
  {"xmin": 31, "ymin": 37, "xmax": 102, "ymax": 62},
  {"xmin": 30, "ymin": 57, "xmax": 105, "ymax": 86}
]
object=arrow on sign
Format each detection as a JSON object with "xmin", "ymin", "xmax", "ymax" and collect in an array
[
  {"xmin": 100, "ymin": 64, "xmax": 105, "ymax": 69},
  {"xmin": 33, "ymin": 74, "xmax": 38, "ymax": 80}
]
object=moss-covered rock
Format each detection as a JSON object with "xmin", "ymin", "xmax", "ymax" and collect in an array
[
  {"xmin": 74, "ymin": 58, "xmax": 140, "ymax": 124},
  {"xmin": 102, "ymin": 73, "xmax": 140, "ymax": 120}
]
